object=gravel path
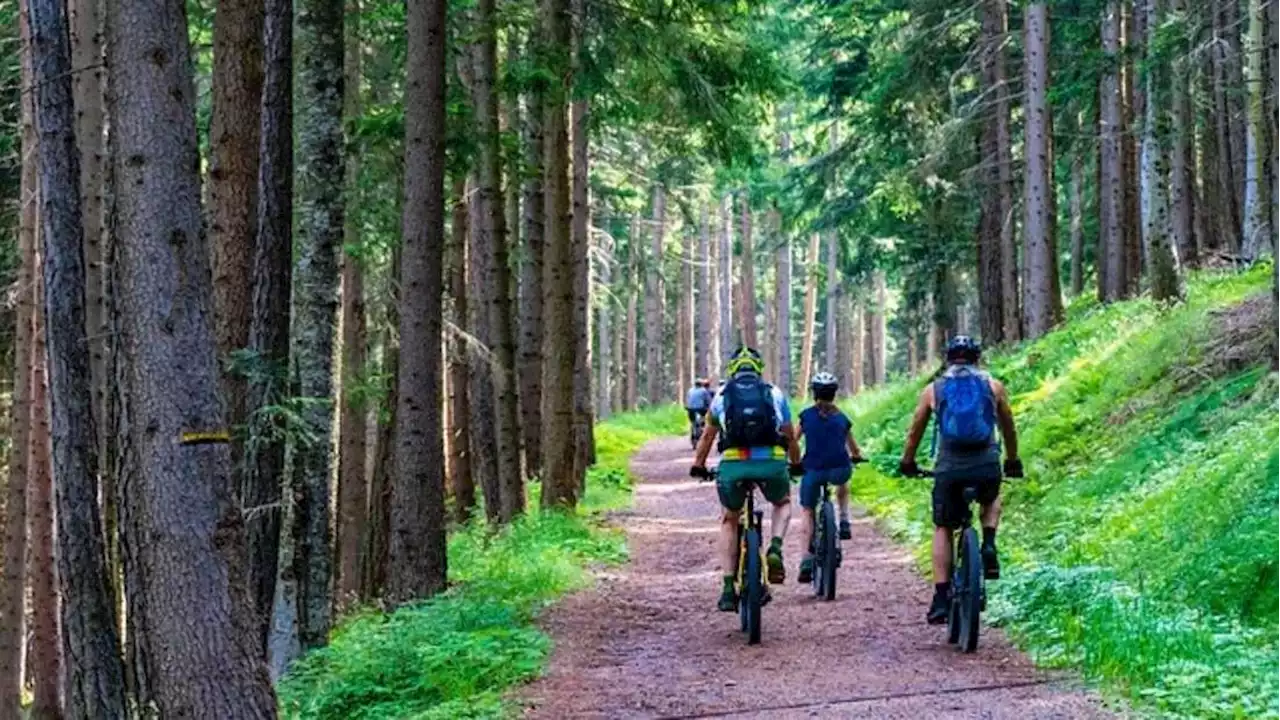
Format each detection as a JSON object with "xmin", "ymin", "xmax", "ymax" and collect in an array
[{"xmin": 520, "ymin": 437, "xmax": 1115, "ymax": 719}]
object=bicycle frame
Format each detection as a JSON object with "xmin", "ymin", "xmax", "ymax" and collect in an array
[{"xmin": 735, "ymin": 484, "xmax": 766, "ymax": 594}]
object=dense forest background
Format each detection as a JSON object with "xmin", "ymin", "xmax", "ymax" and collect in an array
[{"xmin": 0, "ymin": 0, "xmax": 1274, "ymax": 715}]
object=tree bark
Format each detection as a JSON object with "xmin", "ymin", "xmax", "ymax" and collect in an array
[
  {"xmin": 447, "ymin": 179, "xmax": 475, "ymax": 523},
  {"xmin": 1243, "ymin": 0, "xmax": 1273, "ymax": 258},
  {"xmin": 1168, "ymin": 0, "xmax": 1197, "ymax": 267},
  {"xmin": 718, "ymin": 195, "xmax": 733, "ymax": 362},
  {"xmin": 570, "ymin": 68, "xmax": 593, "ymax": 485},
  {"xmin": 466, "ymin": 176, "xmax": 501, "ymax": 521},
  {"xmin": 981, "ymin": 0, "xmax": 1019, "ymax": 341},
  {"xmin": 1209, "ymin": 0, "xmax": 1244, "ymax": 251},
  {"xmin": 518, "ymin": 36, "xmax": 545, "ymax": 481},
  {"xmin": 209, "ymin": 0, "xmax": 264, "ymax": 488},
  {"xmin": 697, "ymin": 205, "xmax": 711, "ymax": 378},
  {"xmin": 29, "ymin": 265, "xmax": 62, "ymax": 720},
  {"xmin": 799, "ymin": 233, "xmax": 820, "ymax": 386},
  {"xmin": 706, "ymin": 206, "xmax": 720, "ymax": 379},
  {"xmin": 624, "ymin": 216, "xmax": 638, "ymax": 411},
  {"xmin": 1100, "ymin": 2, "xmax": 1129, "ymax": 302},
  {"xmin": 644, "ymin": 185, "xmax": 666, "ymax": 405},
  {"xmin": 868, "ymin": 272, "xmax": 886, "ymax": 385},
  {"xmin": 1022, "ymin": 2, "xmax": 1062, "ymax": 339},
  {"xmin": 773, "ymin": 210, "xmax": 792, "ymax": 393},
  {"xmin": 824, "ymin": 231, "xmax": 838, "ymax": 370},
  {"xmin": 676, "ymin": 229, "xmax": 691, "ymax": 395},
  {"xmin": 597, "ymin": 219, "xmax": 613, "ymax": 419},
  {"xmin": 31, "ymin": 0, "xmax": 128, "ymax": 710},
  {"xmin": 361, "ymin": 323, "xmax": 396, "ymax": 599},
  {"xmin": 244, "ymin": 0, "xmax": 292, "ymax": 652},
  {"xmin": 541, "ymin": 0, "xmax": 580, "ymax": 507},
  {"xmin": 335, "ymin": 0, "xmax": 366, "ymax": 604},
  {"xmin": 388, "ymin": 0, "xmax": 448, "ymax": 602},
  {"xmin": 1142, "ymin": 0, "xmax": 1179, "ymax": 300},
  {"xmin": 1070, "ymin": 125, "xmax": 1086, "ymax": 296},
  {"xmin": 849, "ymin": 296, "xmax": 864, "ymax": 394},
  {"xmin": 0, "ymin": 16, "xmax": 36, "ymax": 703},
  {"xmin": 976, "ymin": 5, "xmax": 1005, "ymax": 344},
  {"xmin": 104, "ymin": 0, "xmax": 277, "ymax": 707},
  {"xmin": 737, "ymin": 194, "xmax": 757, "ymax": 348},
  {"xmin": 472, "ymin": 0, "xmax": 523, "ymax": 522}
]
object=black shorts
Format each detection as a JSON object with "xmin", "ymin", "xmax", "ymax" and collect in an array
[
  {"xmin": 687, "ymin": 408, "xmax": 707, "ymax": 424},
  {"xmin": 932, "ymin": 464, "xmax": 1001, "ymax": 528}
]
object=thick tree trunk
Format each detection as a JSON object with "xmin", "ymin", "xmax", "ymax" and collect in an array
[
  {"xmin": 799, "ymin": 233, "xmax": 820, "ymax": 387},
  {"xmin": 29, "ymin": 270, "xmax": 61, "ymax": 720},
  {"xmin": 1070, "ymin": 130, "xmax": 1086, "ymax": 295},
  {"xmin": 1210, "ymin": 0, "xmax": 1244, "ymax": 251},
  {"xmin": 624, "ymin": 216, "xmax": 639, "ymax": 411},
  {"xmin": 0, "ymin": 22, "xmax": 36, "ymax": 705},
  {"xmin": 718, "ymin": 196, "xmax": 734, "ymax": 361},
  {"xmin": 1125, "ymin": 1, "xmax": 1144, "ymax": 293},
  {"xmin": 335, "ymin": 0, "xmax": 366, "ymax": 605},
  {"xmin": 1022, "ymin": 2, "xmax": 1062, "ymax": 338},
  {"xmin": 467, "ymin": 176, "xmax": 501, "ymax": 521},
  {"xmin": 697, "ymin": 205, "xmax": 711, "ymax": 378},
  {"xmin": 360, "ymin": 325, "xmax": 396, "ymax": 600},
  {"xmin": 1243, "ymin": 0, "xmax": 1273, "ymax": 258},
  {"xmin": 1263, "ymin": 0, "xmax": 1278, "ymax": 252},
  {"xmin": 244, "ymin": 0, "xmax": 292, "ymax": 651},
  {"xmin": 737, "ymin": 195, "xmax": 757, "ymax": 348},
  {"xmin": 1100, "ymin": 2, "xmax": 1129, "ymax": 302},
  {"xmin": 275, "ymin": 0, "xmax": 344, "ymax": 666},
  {"xmin": 472, "ymin": 0, "xmax": 523, "ymax": 522},
  {"xmin": 1168, "ymin": 0, "xmax": 1197, "ymax": 267},
  {"xmin": 104, "ymin": 0, "xmax": 277, "ymax": 707},
  {"xmin": 447, "ymin": 179, "xmax": 475, "ymax": 523},
  {"xmin": 643, "ymin": 185, "xmax": 666, "ymax": 405},
  {"xmin": 209, "ymin": 0, "xmax": 264, "ymax": 488},
  {"xmin": 518, "ymin": 39, "xmax": 545, "ymax": 480},
  {"xmin": 976, "ymin": 5, "xmax": 1005, "ymax": 344},
  {"xmin": 570, "ymin": 65, "xmax": 593, "ymax": 485},
  {"xmin": 982, "ymin": 0, "xmax": 1019, "ymax": 341},
  {"xmin": 31, "ymin": 0, "xmax": 128, "ymax": 711},
  {"xmin": 388, "ymin": 0, "xmax": 448, "ymax": 602},
  {"xmin": 1142, "ymin": 0, "xmax": 1180, "ymax": 300},
  {"xmin": 541, "ymin": 0, "xmax": 580, "ymax": 507}
]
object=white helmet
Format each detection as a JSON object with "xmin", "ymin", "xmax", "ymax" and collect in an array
[{"xmin": 810, "ymin": 371, "xmax": 839, "ymax": 392}]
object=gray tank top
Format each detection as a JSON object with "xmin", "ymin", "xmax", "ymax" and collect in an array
[{"xmin": 931, "ymin": 366, "xmax": 1001, "ymax": 473}]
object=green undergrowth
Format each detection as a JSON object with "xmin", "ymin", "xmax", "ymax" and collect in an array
[
  {"xmin": 845, "ymin": 265, "xmax": 1278, "ymax": 719},
  {"xmin": 277, "ymin": 407, "xmax": 682, "ymax": 719}
]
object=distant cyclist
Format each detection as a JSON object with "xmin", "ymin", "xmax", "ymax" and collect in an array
[
  {"xmin": 898, "ymin": 336, "xmax": 1023, "ymax": 625},
  {"xmin": 691, "ymin": 346, "xmax": 802, "ymax": 611},
  {"xmin": 796, "ymin": 372, "xmax": 866, "ymax": 583},
  {"xmin": 685, "ymin": 378, "xmax": 713, "ymax": 438}
]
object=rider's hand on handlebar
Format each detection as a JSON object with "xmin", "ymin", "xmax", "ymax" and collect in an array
[
  {"xmin": 897, "ymin": 458, "xmax": 920, "ymax": 477},
  {"xmin": 689, "ymin": 465, "xmax": 710, "ymax": 479},
  {"xmin": 850, "ymin": 453, "xmax": 867, "ymax": 465},
  {"xmin": 788, "ymin": 462, "xmax": 805, "ymax": 478},
  {"xmin": 1003, "ymin": 457, "xmax": 1024, "ymax": 478}
]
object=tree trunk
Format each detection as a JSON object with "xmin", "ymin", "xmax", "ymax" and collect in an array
[
  {"xmin": 1210, "ymin": 0, "xmax": 1244, "ymax": 251},
  {"xmin": 447, "ymin": 179, "xmax": 475, "ymax": 523},
  {"xmin": 466, "ymin": 179, "xmax": 501, "ymax": 520},
  {"xmin": 1168, "ymin": 1, "xmax": 1197, "ymax": 268},
  {"xmin": 570, "ymin": 55, "xmax": 593, "ymax": 485},
  {"xmin": 868, "ymin": 272, "xmax": 886, "ymax": 385},
  {"xmin": 335, "ymin": 0, "xmax": 367, "ymax": 605},
  {"xmin": 361, "ymin": 325, "xmax": 396, "ymax": 600},
  {"xmin": 718, "ymin": 195, "xmax": 734, "ymax": 362},
  {"xmin": 29, "ymin": 266, "xmax": 62, "ymax": 720},
  {"xmin": 773, "ymin": 212, "xmax": 792, "ymax": 393},
  {"xmin": 244, "ymin": 0, "xmax": 292, "ymax": 651},
  {"xmin": 1243, "ymin": 0, "xmax": 1273, "ymax": 258},
  {"xmin": 1125, "ymin": 1, "xmax": 1144, "ymax": 293},
  {"xmin": 982, "ymin": 0, "xmax": 1019, "ymax": 341},
  {"xmin": 799, "ymin": 233, "xmax": 820, "ymax": 387},
  {"xmin": 1022, "ymin": 2, "xmax": 1062, "ymax": 338},
  {"xmin": 275, "ymin": 0, "xmax": 344, "ymax": 665},
  {"xmin": 472, "ymin": 0, "xmax": 523, "ymax": 522},
  {"xmin": 105, "ymin": 0, "xmax": 277, "ymax": 706},
  {"xmin": 644, "ymin": 186, "xmax": 666, "ymax": 405},
  {"xmin": 518, "ymin": 37, "xmax": 545, "ymax": 481},
  {"xmin": 697, "ymin": 205, "xmax": 711, "ymax": 378},
  {"xmin": 209, "ymin": 0, "xmax": 264, "ymax": 490},
  {"xmin": 1142, "ymin": 0, "xmax": 1180, "ymax": 300},
  {"xmin": 706, "ymin": 207, "xmax": 720, "ymax": 379},
  {"xmin": 1070, "ymin": 125, "xmax": 1086, "ymax": 295},
  {"xmin": 388, "ymin": 0, "xmax": 448, "ymax": 602},
  {"xmin": 610, "ymin": 290, "xmax": 623, "ymax": 413},
  {"xmin": 976, "ymin": 3, "xmax": 1006, "ymax": 344},
  {"xmin": 0, "ymin": 18, "xmax": 36, "ymax": 703},
  {"xmin": 541, "ymin": 0, "xmax": 580, "ymax": 507},
  {"xmin": 31, "ymin": 0, "xmax": 129, "ymax": 710},
  {"xmin": 849, "ymin": 295, "xmax": 864, "ymax": 394},
  {"xmin": 1100, "ymin": 2, "xmax": 1129, "ymax": 302},
  {"xmin": 597, "ymin": 220, "xmax": 613, "ymax": 419},
  {"xmin": 676, "ymin": 229, "xmax": 691, "ymax": 395},
  {"xmin": 824, "ymin": 234, "xmax": 838, "ymax": 373},
  {"xmin": 1262, "ymin": 0, "xmax": 1278, "ymax": 254},
  {"xmin": 737, "ymin": 194, "xmax": 757, "ymax": 348},
  {"xmin": 624, "ymin": 216, "xmax": 639, "ymax": 411}
]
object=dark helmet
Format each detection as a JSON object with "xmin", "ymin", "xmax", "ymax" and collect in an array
[
  {"xmin": 945, "ymin": 335, "xmax": 982, "ymax": 364},
  {"xmin": 726, "ymin": 345, "xmax": 764, "ymax": 376}
]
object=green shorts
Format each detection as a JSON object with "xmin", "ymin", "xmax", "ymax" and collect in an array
[{"xmin": 716, "ymin": 459, "xmax": 791, "ymax": 511}]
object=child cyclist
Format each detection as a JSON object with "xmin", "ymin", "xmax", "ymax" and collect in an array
[{"xmin": 796, "ymin": 372, "xmax": 866, "ymax": 584}]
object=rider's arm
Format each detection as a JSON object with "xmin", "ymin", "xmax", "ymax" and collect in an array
[
  {"xmin": 900, "ymin": 384, "xmax": 934, "ymax": 463},
  {"xmin": 991, "ymin": 379, "xmax": 1018, "ymax": 461},
  {"xmin": 780, "ymin": 423, "xmax": 802, "ymax": 465},
  {"xmin": 693, "ymin": 423, "xmax": 718, "ymax": 467},
  {"xmin": 846, "ymin": 428, "xmax": 864, "ymax": 460}
]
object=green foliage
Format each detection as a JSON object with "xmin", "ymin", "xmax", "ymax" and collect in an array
[{"xmin": 843, "ymin": 267, "xmax": 1279, "ymax": 719}]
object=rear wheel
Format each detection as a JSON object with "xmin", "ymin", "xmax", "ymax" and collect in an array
[
  {"xmin": 958, "ymin": 527, "xmax": 983, "ymax": 652},
  {"xmin": 744, "ymin": 526, "xmax": 763, "ymax": 645},
  {"xmin": 818, "ymin": 501, "xmax": 838, "ymax": 601}
]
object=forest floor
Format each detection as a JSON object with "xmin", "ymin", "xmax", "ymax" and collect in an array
[{"xmin": 519, "ymin": 437, "xmax": 1115, "ymax": 719}]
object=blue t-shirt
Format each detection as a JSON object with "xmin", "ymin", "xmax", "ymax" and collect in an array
[{"xmin": 799, "ymin": 405, "xmax": 852, "ymax": 472}]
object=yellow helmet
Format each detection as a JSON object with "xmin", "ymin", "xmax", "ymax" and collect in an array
[{"xmin": 725, "ymin": 345, "xmax": 764, "ymax": 376}]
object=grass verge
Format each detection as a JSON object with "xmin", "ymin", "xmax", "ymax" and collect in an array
[
  {"xmin": 277, "ymin": 405, "xmax": 685, "ymax": 719},
  {"xmin": 843, "ymin": 266, "xmax": 1278, "ymax": 719}
]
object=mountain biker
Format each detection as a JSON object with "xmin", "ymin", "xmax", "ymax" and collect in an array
[
  {"xmin": 685, "ymin": 378, "xmax": 713, "ymax": 437},
  {"xmin": 796, "ymin": 372, "xmax": 866, "ymax": 584},
  {"xmin": 898, "ymin": 335, "xmax": 1023, "ymax": 625},
  {"xmin": 690, "ymin": 346, "xmax": 802, "ymax": 612}
]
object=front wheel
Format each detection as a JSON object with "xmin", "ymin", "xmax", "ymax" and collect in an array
[
  {"xmin": 743, "ymin": 526, "xmax": 763, "ymax": 645},
  {"xmin": 817, "ymin": 501, "xmax": 838, "ymax": 601},
  {"xmin": 957, "ymin": 527, "xmax": 983, "ymax": 652}
]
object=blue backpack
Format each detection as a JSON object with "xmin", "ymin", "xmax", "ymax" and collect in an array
[{"xmin": 934, "ymin": 368, "xmax": 996, "ymax": 451}]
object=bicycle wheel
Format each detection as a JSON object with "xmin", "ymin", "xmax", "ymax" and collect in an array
[
  {"xmin": 737, "ymin": 525, "xmax": 748, "ymax": 633},
  {"xmin": 958, "ymin": 527, "xmax": 983, "ymax": 652},
  {"xmin": 743, "ymin": 525, "xmax": 763, "ymax": 645},
  {"xmin": 819, "ymin": 501, "xmax": 838, "ymax": 601}
]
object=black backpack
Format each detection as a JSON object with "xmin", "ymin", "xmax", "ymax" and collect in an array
[{"xmin": 718, "ymin": 374, "xmax": 782, "ymax": 451}]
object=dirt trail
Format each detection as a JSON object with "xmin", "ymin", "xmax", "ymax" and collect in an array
[{"xmin": 521, "ymin": 437, "xmax": 1113, "ymax": 719}]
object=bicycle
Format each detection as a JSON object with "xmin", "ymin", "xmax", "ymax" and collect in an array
[
  {"xmin": 807, "ymin": 460, "xmax": 862, "ymax": 601},
  {"xmin": 697, "ymin": 467, "xmax": 768, "ymax": 644},
  {"xmin": 912, "ymin": 467, "xmax": 986, "ymax": 653},
  {"xmin": 689, "ymin": 411, "xmax": 706, "ymax": 449}
]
